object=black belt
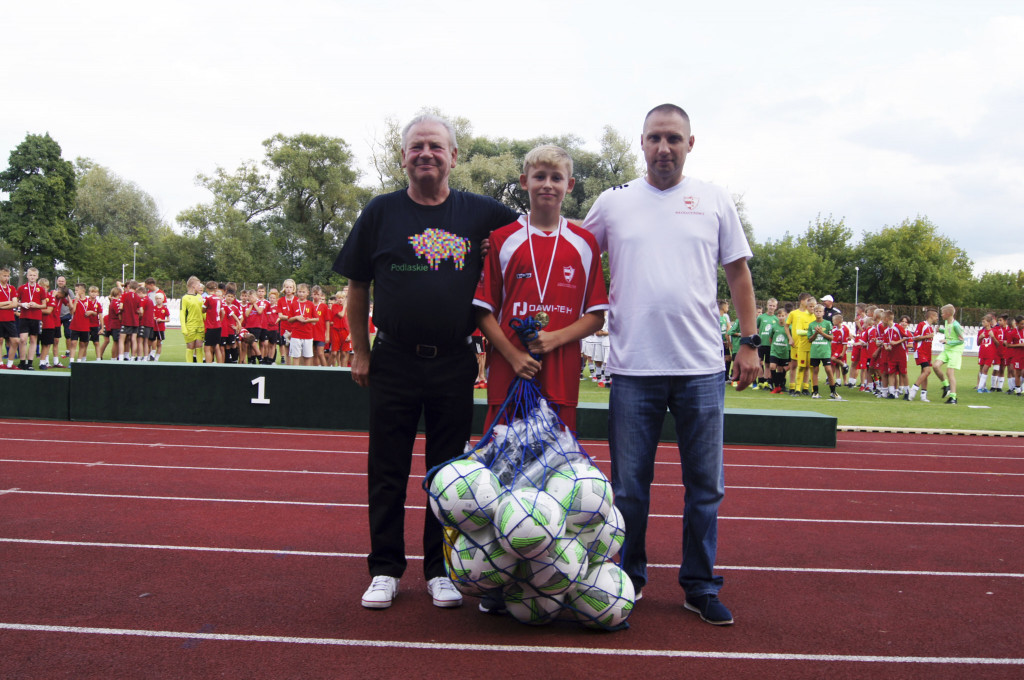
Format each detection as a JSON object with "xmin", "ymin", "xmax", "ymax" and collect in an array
[{"xmin": 375, "ymin": 330, "xmax": 472, "ymax": 359}]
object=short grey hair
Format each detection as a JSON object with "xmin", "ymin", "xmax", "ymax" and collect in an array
[{"xmin": 401, "ymin": 114, "xmax": 458, "ymax": 152}]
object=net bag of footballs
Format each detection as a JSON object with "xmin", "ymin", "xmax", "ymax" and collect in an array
[{"xmin": 423, "ymin": 315, "xmax": 633, "ymax": 630}]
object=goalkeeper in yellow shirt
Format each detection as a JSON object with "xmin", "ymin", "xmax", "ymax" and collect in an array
[{"xmin": 785, "ymin": 293, "xmax": 817, "ymax": 395}]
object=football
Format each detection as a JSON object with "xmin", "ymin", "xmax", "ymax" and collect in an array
[
  {"xmin": 567, "ymin": 560, "xmax": 635, "ymax": 629},
  {"xmin": 496, "ymin": 487, "xmax": 566, "ymax": 559},
  {"xmin": 428, "ymin": 459, "xmax": 502, "ymax": 532}
]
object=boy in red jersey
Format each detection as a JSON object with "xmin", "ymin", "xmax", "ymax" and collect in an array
[
  {"xmin": 473, "ymin": 145, "xmax": 608, "ymax": 431},
  {"xmin": 1004, "ymin": 316, "xmax": 1024, "ymax": 396},
  {"xmin": 87, "ymin": 286, "xmax": 103, "ymax": 360},
  {"xmin": 329, "ymin": 290, "xmax": 348, "ymax": 367},
  {"xmin": 203, "ymin": 280, "xmax": 224, "ymax": 363},
  {"xmin": 16, "ymin": 267, "xmax": 46, "ymax": 370},
  {"xmin": 68, "ymin": 284, "xmax": 95, "ymax": 362},
  {"xmin": 287, "ymin": 282, "xmax": 316, "ymax": 366},
  {"xmin": 907, "ymin": 308, "xmax": 938, "ymax": 401},
  {"xmin": 991, "ymin": 314, "xmax": 1010, "ymax": 391},
  {"xmin": 240, "ymin": 289, "xmax": 264, "ymax": 364},
  {"xmin": 219, "ymin": 285, "xmax": 242, "ymax": 363},
  {"xmin": 829, "ymin": 312, "xmax": 853, "ymax": 387},
  {"xmin": 976, "ymin": 314, "xmax": 998, "ymax": 393},
  {"xmin": 881, "ymin": 311, "xmax": 909, "ymax": 399},
  {"xmin": 855, "ymin": 316, "xmax": 875, "ymax": 391},
  {"xmin": 311, "ymin": 285, "xmax": 330, "ymax": 366},
  {"xmin": 0, "ymin": 267, "xmax": 20, "ymax": 369},
  {"xmin": 262, "ymin": 288, "xmax": 280, "ymax": 364},
  {"xmin": 278, "ymin": 280, "xmax": 296, "ymax": 365},
  {"xmin": 118, "ymin": 279, "xmax": 139, "ymax": 360},
  {"xmin": 152, "ymin": 292, "xmax": 169, "ymax": 361},
  {"xmin": 99, "ymin": 286, "xmax": 123, "ymax": 360},
  {"xmin": 136, "ymin": 282, "xmax": 156, "ymax": 360},
  {"xmin": 37, "ymin": 278, "xmax": 60, "ymax": 369}
]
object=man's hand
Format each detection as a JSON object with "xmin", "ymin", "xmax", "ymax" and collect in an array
[
  {"xmin": 731, "ymin": 345, "xmax": 761, "ymax": 390},
  {"xmin": 350, "ymin": 348, "xmax": 370, "ymax": 387}
]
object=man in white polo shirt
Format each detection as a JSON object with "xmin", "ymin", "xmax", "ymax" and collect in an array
[{"xmin": 583, "ymin": 103, "xmax": 759, "ymax": 626}]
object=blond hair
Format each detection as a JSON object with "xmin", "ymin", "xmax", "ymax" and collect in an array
[{"xmin": 523, "ymin": 144, "xmax": 573, "ymax": 176}]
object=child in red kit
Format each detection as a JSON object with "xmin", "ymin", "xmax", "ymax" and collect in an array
[{"xmin": 473, "ymin": 145, "xmax": 608, "ymax": 432}]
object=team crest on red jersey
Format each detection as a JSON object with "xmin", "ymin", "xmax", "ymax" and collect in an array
[
  {"xmin": 684, "ymin": 196, "xmax": 700, "ymax": 210},
  {"xmin": 563, "ymin": 265, "xmax": 575, "ymax": 283}
]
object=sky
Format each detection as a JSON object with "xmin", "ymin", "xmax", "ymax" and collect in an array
[{"xmin": 3, "ymin": 0, "xmax": 1022, "ymax": 275}]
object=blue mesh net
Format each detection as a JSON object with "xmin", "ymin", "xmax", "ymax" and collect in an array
[{"xmin": 423, "ymin": 315, "xmax": 633, "ymax": 630}]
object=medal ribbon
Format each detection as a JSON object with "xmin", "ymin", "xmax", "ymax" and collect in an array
[{"xmin": 526, "ymin": 214, "xmax": 564, "ymax": 307}]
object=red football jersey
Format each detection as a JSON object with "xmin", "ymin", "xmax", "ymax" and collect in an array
[
  {"xmin": 203, "ymin": 295, "xmax": 223, "ymax": 330},
  {"xmin": 88, "ymin": 298, "xmax": 102, "ymax": 328},
  {"xmin": 221, "ymin": 300, "xmax": 242, "ymax": 334},
  {"xmin": 831, "ymin": 324, "xmax": 851, "ymax": 358},
  {"xmin": 139, "ymin": 296, "xmax": 156, "ymax": 328},
  {"xmin": 473, "ymin": 217, "xmax": 608, "ymax": 406},
  {"xmin": 913, "ymin": 322, "xmax": 934, "ymax": 361},
  {"xmin": 288, "ymin": 299, "xmax": 315, "ymax": 340},
  {"xmin": 69, "ymin": 297, "xmax": 91, "ymax": 332},
  {"xmin": 120, "ymin": 290, "xmax": 139, "ymax": 327},
  {"xmin": 277, "ymin": 296, "xmax": 294, "ymax": 336},
  {"xmin": 977, "ymin": 328, "xmax": 997, "ymax": 361},
  {"xmin": 104, "ymin": 298, "xmax": 122, "ymax": 331},
  {"xmin": 17, "ymin": 283, "xmax": 45, "ymax": 321},
  {"xmin": 154, "ymin": 305, "xmax": 169, "ymax": 332},
  {"xmin": 0, "ymin": 281, "xmax": 17, "ymax": 323},
  {"xmin": 312, "ymin": 302, "xmax": 328, "ymax": 343},
  {"xmin": 42, "ymin": 291, "xmax": 60, "ymax": 330}
]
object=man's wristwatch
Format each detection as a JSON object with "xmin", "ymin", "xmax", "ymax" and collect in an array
[{"xmin": 739, "ymin": 334, "xmax": 761, "ymax": 348}]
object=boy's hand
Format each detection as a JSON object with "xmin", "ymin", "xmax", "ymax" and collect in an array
[
  {"xmin": 526, "ymin": 330, "xmax": 562, "ymax": 356},
  {"xmin": 507, "ymin": 349, "xmax": 541, "ymax": 380}
]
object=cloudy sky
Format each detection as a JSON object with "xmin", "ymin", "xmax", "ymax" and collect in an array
[{"xmin": 4, "ymin": 0, "xmax": 1022, "ymax": 274}]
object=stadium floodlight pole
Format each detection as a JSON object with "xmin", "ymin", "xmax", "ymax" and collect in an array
[
  {"xmin": 855, "ymin": 266, "xmax": 859, "ymax": 307},
  {"xmin": 132, "ymin": 242, "xmax": 139, "ymax": 280}
]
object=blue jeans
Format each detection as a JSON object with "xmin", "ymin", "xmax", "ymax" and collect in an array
[{"xmin": 608, "ymin": 372, "xmax": 726, "ymax": 597}]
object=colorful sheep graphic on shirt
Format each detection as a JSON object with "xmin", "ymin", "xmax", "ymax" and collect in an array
[{"xmin": 408, "ymin": 228, "xmax": 472, "ymax": 271}]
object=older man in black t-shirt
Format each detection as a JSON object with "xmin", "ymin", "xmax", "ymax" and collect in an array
[{"xmin": 334, "ymin": 114, "xmax": 518, "ymax": 611}]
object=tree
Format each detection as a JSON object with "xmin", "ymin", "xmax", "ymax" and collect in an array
[
  {"xmin": 854, "ymin": 216, "xmax": 973, "ymax": 305},
  {"xmin": 749, "ymin": 234, "xmax": 828, "ymax": 302},
  {"xmin": 966, "ymin": 270, "xmax": 1024, "ymax": 310},
  {"xmin": 70, "ymin": 158, "xmax": 164, "ymax": 283},
  {"xmin": 264, "ymin": 133, "xmax": 370, "ymax": 284},
  {"xmin": 0, "ymin": 133, "xmax": 77, "ymax": 281}
]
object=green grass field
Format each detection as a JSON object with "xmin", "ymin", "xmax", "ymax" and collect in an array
[{"xmin": 21, "ymin": 329, "xmax": 1022, "ymax": 433}]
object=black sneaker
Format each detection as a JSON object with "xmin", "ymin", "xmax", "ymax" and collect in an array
[
  {"xmin": 478, "ymin": 591, "xmax": 507, "ymax": 615},
  {"xmin": 684, "ymin": 594, "xmax": 734, "ymax": 626},
  {"xmin": 941, "ymin": 385, "xmax": 949, "ymax": 398},
  {"xmin": 801, "ymin": 390, "xmax": 811, "ymax": 397},
  {"xmin": 902, "ymin": 393, "xmax": 910, "ymax": 400},
  {"xmin": 946, "ymin": 396, "xmax": 957, "ymax": 405}
]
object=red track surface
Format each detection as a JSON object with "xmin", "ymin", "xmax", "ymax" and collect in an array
[{"xmin": 2, "ymin": 422, "xmax": 1022, "ymax": 679}]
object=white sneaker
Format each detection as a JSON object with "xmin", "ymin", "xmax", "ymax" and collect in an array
[
  {"xmin": 361, "ymin": 575, "xmax": 399, "ymax": 609},
  {"xmin": 920, "ymin": 395, "xmax": 930, "ymax": 403},
  {"xmin": 426, "ymin": 576, "xmax": 463, "ymax": 608}
]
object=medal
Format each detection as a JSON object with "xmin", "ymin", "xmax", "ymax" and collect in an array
[
  {"xmin": 535, "ymin": 311, "xmax": 549, "ymax": 328},
  {"xmin": 526, "ymin": 213, "xmax": 564, "ymax": 331}
]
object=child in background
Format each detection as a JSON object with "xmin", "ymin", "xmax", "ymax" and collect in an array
[
  {"xmin": 0, "ymin": 266, "xmax": 21, "ymax": 370},
  {"xmin": 855, "ymin": 316, "xmax": 875, "ymax": 392},
  {"xmin": 756, "ymin": 298, "xmax": 778, "ymax": 389},
  {"xmin": 881, "ymin": 311, "xmax": 909, "ymax": 399},
  {"xmin": 203, "ymin": 280, "xmax": 223, "ymax": 364},
  {"xmin": 907, "ymin": 308, "xmax": 938, "ymax": 402},
  {"xmin": 152, "ymin": 292, "xmax": 168, "ymax": 361},
  {"xmin": 807, "ymin": 304, "xmax": 841, "ymax": 400},
  {"xmin": 830, "ymin": 312, "xmax": 853, "ymax": 387},
  {"xmin": 87, "ymin": 286, "xmax": 103, "ymax": 361},
  {"xmin": 262, "ymin": 288, "xmax": 280, "ymax": 365},
  {"xmin": 330, "ymin": 290, "xmax": 350, "ymax": 367},
  {"xmin": 1003, "ymin": 316, "xmax": 1024, "ymax": 396},
  {"xmin": 785, "ymin": 293, "xmax": 816, "ymax": 395},
  {"xmin": 473, "ymin": 144, "xmax": 608, "ymax": 432},
  {"xmin": 991, "ymin": 314, "xmax": 1010, "ymax": 391},
  {"xmin": 37, "ymin": 279, "xmax": 60, "ymax": 370},
  {"xmin": 976, "ymin": 314, "xmax": 998, "ymax": 393},
  {"xmin": 240, "ymin": 289, "xmax": 264, "ymax": 364},
  {"xmin": 727, "ymin": 315, "xmax": 742, "ymax": 387},
  {"xmin": 311, "ymin": 285, "xmax": 330, "ymax": 367},
  {"xmin": 180, "ymin": 276, "xmax": 206, "ymax": 363},
  {"xmin": 768, "ymin": 307, "xmax": 791, "ymax": 394},
  {"xmin": 719, "ymin": 299, "xmax": 732, "ymax": 378},
  {"xmin": 932, "ymin": 304, "xmax": 966, "ymax": 404},
  {"xmin": 16, "ymin": 267, "xmax": 46, "ymax": 370},
  {"xmin": 287, "ymin": 282, "xmax": 316, "ymax": 366},
  {"xmin": 278, "ymin": 280, "xmax": 297, "ymax": 365},
  {"xmin": 219, "ymin": 285, "xmax": 242, "ymax": 364},
  {"xmin": 98, "ymin": 286, "xmax": 122, "ymax": 361},
  {"xmin": 119, "ymin": 279, "xmax": 139, "ymax": 361},
  {"xmin": 68, "ymin": 283, "xmax": 95, "ymax": 362}
]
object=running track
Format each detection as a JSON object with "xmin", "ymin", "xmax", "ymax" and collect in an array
[{"xmin": 1, "ymin": 421, "xmax": 1022, "ymax": 679}]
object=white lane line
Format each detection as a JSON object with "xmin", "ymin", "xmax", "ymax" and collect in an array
[
  {"xmin": 718, "ymin": 484, "xmax": 1024, "ymax": 499},
  {"xmin": 5, "ymin": 460, "xmax": 1020, "ymax": 499},
  {"xmin": 727, "ymin": 447, "xmax": 1024, "ymax": 461},
  {"xmin": 0, "ymin": 420, "xmax": 374, "ymax": 439},
  {"xmin": 723, "ymin": 463, "xmax": 1024, "ymax": 476},
  {"xmin": 0, "ymin": 438, "xmax": 366, "ymax": 456},
  {"xmin": 2, "ymin": 539, "xmax": 1022, "ymax": 580},
  {"xmin": 0, "ymin": 459, "xmax": 364, "ymax": 478},
  {"xmin": 0, "ymin": 622, "xmax": 1021, "ymax": 664},
  {"xmin": 3, "ymin": 490, "xmax": 1022, "ymax": 529}
]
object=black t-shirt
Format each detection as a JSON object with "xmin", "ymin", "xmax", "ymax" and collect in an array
[
  {"xmin": 822, "ymin": 305, "xmax": 838, "ymax": 323},
  {"xmin": 333, "ymin": 189, "xmax": 518, "ymax": 346}
]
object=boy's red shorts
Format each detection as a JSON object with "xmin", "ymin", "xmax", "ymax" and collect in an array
[{"xmin": 885, "ymin": 351, "xmax": 907, "ymax": 375}]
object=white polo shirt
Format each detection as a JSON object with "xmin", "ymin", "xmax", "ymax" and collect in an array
[{"xmin": 582, "ymin": 176, "xmax": 752, "ymax": 376}]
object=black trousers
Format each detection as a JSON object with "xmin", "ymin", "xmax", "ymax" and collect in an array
[{"xmin": 366, "ymin": 338, "xmax": 477, "ymax": 579}]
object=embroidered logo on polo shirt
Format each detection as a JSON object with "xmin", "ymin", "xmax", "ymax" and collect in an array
[
  {"xmin": 562, "ymin": 265, "xmax": 575, "ymax": 283},
  {"xmin": 408, "ymin": 228, "xmax": 472, "ymax": 271},
  {"xmin": 684, "ymin": 196, "xmax": 700, "ymax": 211}
]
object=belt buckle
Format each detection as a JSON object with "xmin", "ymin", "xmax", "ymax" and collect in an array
[{"xmin": 415, "ymin": 343, "xmax": 438, "ymax": 359}]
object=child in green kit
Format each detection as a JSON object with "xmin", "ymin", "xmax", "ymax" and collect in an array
[
  {"xmin": 932, "ymin": 303, "xmax": 965, "ymax": 404},
  {"xmin": 768, "ymin": 308, "xmax": 790, "ymax": 394},
  {"xmin": 807, "ymin": 304, "xmax": 842, "ymax": 400}
]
